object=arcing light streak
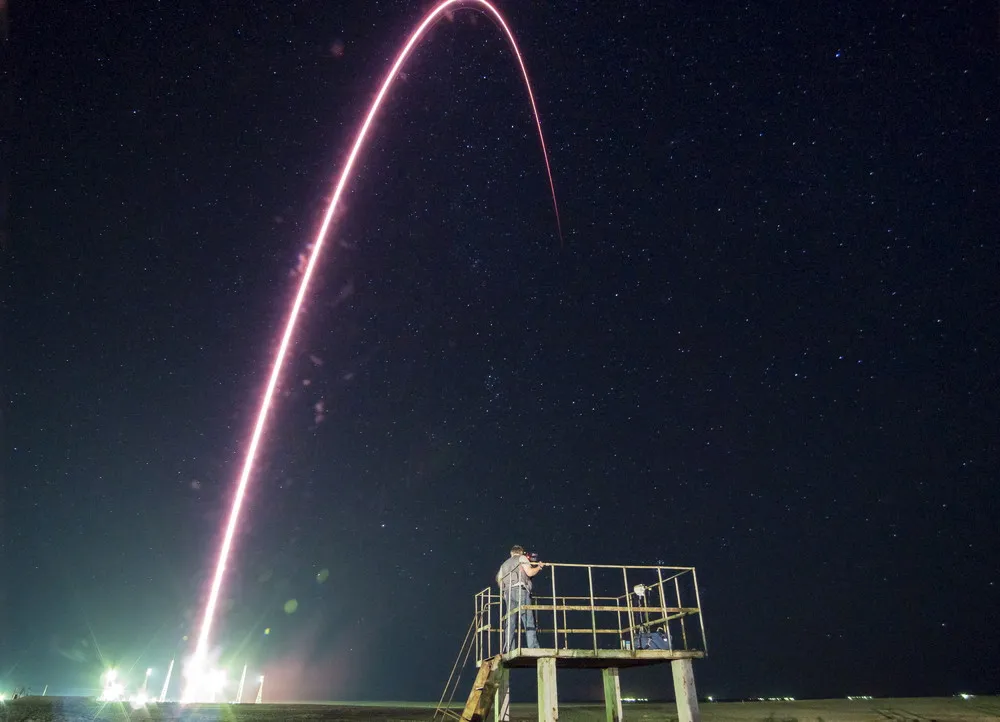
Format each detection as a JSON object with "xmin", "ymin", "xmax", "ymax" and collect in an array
[{"xmin": 184, "ymin": 0, "xmax": 561, "ymax": 699}]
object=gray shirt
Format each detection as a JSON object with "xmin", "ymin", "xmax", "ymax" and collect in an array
[{"xmin": 497, "ymin": 555, "xmax": 531, "ymax": 593}]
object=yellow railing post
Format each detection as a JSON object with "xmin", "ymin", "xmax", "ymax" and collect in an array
[
  {"xmin": 674, "ymin": 575, "xmax": 688, "ymax": 650},
  {"xmin": 550, "ymin": 564, "xmax": 558, "ymax": 650},
  {"xmin": 587, "ymin": 565, "xmax": 598, "ymax": 652},
  {"xmin": 692, "ymin": 567, "xmax": 707, "ymax": 654}
]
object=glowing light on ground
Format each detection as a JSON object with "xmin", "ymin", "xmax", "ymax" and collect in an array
[
  {"xmin": 181, "ymin": 662, "xmax": 228, "ymax": 704},
  {"xmin": 99, "ymin": 669, "xmax": 125, "ymax": 702},
  {"xmin": 183, "ymin": 0, "xmax": 561, "ymax": 701}
]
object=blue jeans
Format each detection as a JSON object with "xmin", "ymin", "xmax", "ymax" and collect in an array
[{"xmin": 505, "ymin": 586, "xmax": 539, "ymax": 650}]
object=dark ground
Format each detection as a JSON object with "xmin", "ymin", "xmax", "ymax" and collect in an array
[{"xmin": 2, "ymin": 697, "xmax": 999, "ymax": 721}]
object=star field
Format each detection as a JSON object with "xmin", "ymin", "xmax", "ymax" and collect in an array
[{"xmin": 3, "ymin": 0, "xmax": 998, "ymax": 703}]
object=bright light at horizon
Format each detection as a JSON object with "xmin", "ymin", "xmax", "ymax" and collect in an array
[
  {"xmin": 99, "ymin": 669, "xmax": 125, "ymax": 703},
  {"xmin": 182, "ymin": 660, "xmax": 229, "ymax": 705}
]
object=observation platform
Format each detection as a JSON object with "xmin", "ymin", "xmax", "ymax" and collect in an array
[{"xmin": 435, "ymin": 562, "xmax": 708, "ymax": 722}]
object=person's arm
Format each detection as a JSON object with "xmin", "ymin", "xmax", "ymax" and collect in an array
[{"xmin": 520, "ymin": 555, "xmax": 545, "ymax": 577}]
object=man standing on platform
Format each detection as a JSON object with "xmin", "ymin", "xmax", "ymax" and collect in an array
[{"xmin": 497, "ymin": 544, "xmax": 545, "ymax": 651}]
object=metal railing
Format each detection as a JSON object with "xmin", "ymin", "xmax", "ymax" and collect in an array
[{"xmin": 474, "ymin": 562, "xmax": 706, "ymax": 665}]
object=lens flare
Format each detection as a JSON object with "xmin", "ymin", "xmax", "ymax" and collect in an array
[
  {"xmin": 184, "ymin": 0, "xmax": 561, "ymax": 700},
  {"xmin": 100, "ymin": 669, "xmax": 125, "ymax": 702}
]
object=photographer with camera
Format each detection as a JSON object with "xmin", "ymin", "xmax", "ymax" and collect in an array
[{"xmin": 496, "ymin": 544, "xmax": 545, "ymax": 651}]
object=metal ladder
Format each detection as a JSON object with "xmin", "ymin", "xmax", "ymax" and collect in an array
[{"xmin": 433, "ymin": 616, "xmax": 503, "ymax": 722}]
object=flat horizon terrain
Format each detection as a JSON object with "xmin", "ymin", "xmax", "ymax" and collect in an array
[{"xmin": 1, "ymin": 696, "xmax": 998, "ymax": 721}]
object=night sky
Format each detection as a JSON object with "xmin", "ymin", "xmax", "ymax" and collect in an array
[{"xmin": 4, "ymin": 0, "xmax": 999, "ymax": 705}]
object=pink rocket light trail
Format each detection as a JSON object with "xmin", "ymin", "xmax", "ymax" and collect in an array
[{"xmin": 183, "ymin": 0, "xmax": 561, "ymax": 700}]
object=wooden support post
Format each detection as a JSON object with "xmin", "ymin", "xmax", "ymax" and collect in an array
[
  {"xmin": 537, "ymin": 657, "xmax": 559, "ymax": 722},
  {"xmin": 493, "ymin": 666, "xmax": 510, "ymax": 722},
  {"xmin": 602, "ymin": 668, "xmax": 623, "ymax": 722},
  {"xmin": 671, "ymin": 658, "xmax": 700, "ymax": 722}
]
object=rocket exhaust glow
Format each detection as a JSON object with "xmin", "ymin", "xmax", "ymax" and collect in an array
[{"xmin": 183, "ymin": 0, "xmax": 561, "ymax": 700}]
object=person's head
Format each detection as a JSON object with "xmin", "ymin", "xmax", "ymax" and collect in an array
[{"xmin": 510, "ymin": 545, "xmax": 525, "ymax": 557}]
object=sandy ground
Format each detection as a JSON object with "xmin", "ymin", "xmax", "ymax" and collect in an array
[{"xmin": 1, "ymin": 696, "xmax": 998, "ymax": 721}]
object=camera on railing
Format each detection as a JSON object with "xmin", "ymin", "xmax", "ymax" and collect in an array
[{"xmin": 526, "ymin": 551, "xmax": 541, "ymax": 565}]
